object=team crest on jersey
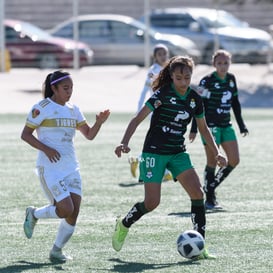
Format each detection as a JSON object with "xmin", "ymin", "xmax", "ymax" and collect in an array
[
  {"xmin": 190, "ymin": 99, "xmax": 196, "ymax": 108},
  {"xmin": 32, "ymin": 108, "xmax": 40, "ymax": 118},
  {"xmin": 154, "ymin": 100, "xmax": 162, "ymax": 109},
  {"xmin": 146, "ymin": 171, "xmax": 153, "ymax": 179},
  {"xmin": 229, "ymin": 80, "xmax": 235, "ymax": 88}
]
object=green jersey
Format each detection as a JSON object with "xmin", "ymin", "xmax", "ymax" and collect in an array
[
  {"xmin": 199, "ymin": 72, "xmax": 238, "ymax": 127},
  {"xmin": 144, "ymin": 83, "xmax": 204, "ymax": 155}
]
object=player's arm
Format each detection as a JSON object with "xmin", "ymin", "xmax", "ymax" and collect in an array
[
  {"xmin": 232, "ymin": 96, "xmax": 249, "ymax": 136},
  {"xmin": 78, "ymin": 109, "xmax": 110, "ymax": 140},
  {"xmin": 196, "ymin": 117, "xmax": 227, "ymax": 167},
  {"xmin": 21, "ymin": 125, "xmax": 61, "ymax": 163},
  {"xmin": 115, "ymin": 105, "xmax": 151, "ymax": 158},
  {"xmin": 189, "ymin": 118, "xmax": 198, "ymax": 142}
]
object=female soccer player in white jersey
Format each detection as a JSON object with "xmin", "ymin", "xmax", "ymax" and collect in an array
[{"xmin": 21, "ymin": 70, "xmax": 110, "ymax": 262}]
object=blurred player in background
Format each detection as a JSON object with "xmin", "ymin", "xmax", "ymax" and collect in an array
[
  {"xmin": 190, "ymin": 50, "xmax": 248, "ymax": 210},
  {"xmin": 129, "ymin": 43, "xmax": 172, "ymax": 181}
]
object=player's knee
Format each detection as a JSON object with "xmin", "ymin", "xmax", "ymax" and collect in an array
[
  {"xmin": 56, "ymin": 206, "xmax": 75, "ymax": 219},
  {"xmin": 144, "ymin": 199, "xmax": 160, "ymax": 211},
  {"xmin": 190, "ymin": 188, "xmax": 204, "ymax": 200},
  {"xmin": 229, "ymin": 157, "xmax": 240, "ymax": 168}
]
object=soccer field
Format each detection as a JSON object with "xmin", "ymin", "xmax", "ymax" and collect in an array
[{"xmin": 0, "ymin": 109, "xmax": 272, "ymax": 273}]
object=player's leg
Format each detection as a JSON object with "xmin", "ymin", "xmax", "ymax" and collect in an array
[
  {"xmin": 176, "ymin": 168, "xmax": 216, "ymax": 259},
  {"xmin": 49, "ymin": 171, "xmax": 82, "ymax": 262},
  {"xmin": 203, "ymin": 144, "xmax": 221, "ymax": 209},
  {"xmin": 50, "ymin": 193, "xmax": 81, "ymax": 262},
  {"xmin": 213, "ymin": 126, "xmax": 239, "ymax": 193},
  {"xmin": 176, "ymin": 169, "xmax": 205, "ymax": 237},
  {"xmin": 112, "ymin": 153, "xmax": 165, "ymax": 252},
  {"xmin": 215, "ymin": 139, "xmax": 239, "ymax": 188},
  {"xmin": 112, "ymin": 183, "xmax": 161, "ymax": 252}
]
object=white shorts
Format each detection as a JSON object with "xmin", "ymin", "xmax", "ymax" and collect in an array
[{"xmin": 36, "ymin": 166, "xmax": 82, "ymax": 204}]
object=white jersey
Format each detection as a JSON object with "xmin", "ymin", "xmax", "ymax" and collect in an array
[
  {"xmin": 25, "ymin": 98, "xmax": 86, "ymax": 179},
  {"xmin": 137, "ymin": 63, "xmax": 163, "ymax": 112}
]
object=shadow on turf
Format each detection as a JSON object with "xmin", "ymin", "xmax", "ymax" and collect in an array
[
  {"xmin": 0, "ymin": 260, "xmax": 65, "ymax": 273},
  {"xmin": 168, "ymin": 209, "xmax": 227, "ymax": 218},
  {"xmin": 106, "ymin": 258, "xmax": 199, "ymax": 272},
  {"xmin": 118, "ymin": 181, "xmax": 142, "ymax": 187}
]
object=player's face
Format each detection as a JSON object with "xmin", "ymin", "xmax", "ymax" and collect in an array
[
  {"xmin": 52, "ymin": 78, "xmax": 73, "ymax": 105},
  {"xmin": 171, "ymin": 66, "xmax": 192, "ymax": 94},
  {"xmin": 154, "ymin": 49, "xmax": 169, "ymax": 66},
  {"xmin": 214, "ymin": 54, "xmax": 230, "ymax": 78}
]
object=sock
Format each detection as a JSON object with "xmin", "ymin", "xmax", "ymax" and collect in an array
[
  {"xmin": 122, "ymin": 202, "xmax": 149, "ymax": 228},
  {"xmin": 214, "ymin": 164, "xmax": 234, "ymax": 188},
  {"xmin": 203, "ymin": 166, "xmax": 216, "ymax": 194},
  {"xmin": 191, "ymin": 199, "xmax": 206, "ymax": 238},
  {"xmin": 34, "ymin": 205, "xmax": 60, "ymax": 219},
  {"xmin": 54, "ymin": 219, "xmax": 75, "ymax": 249}
]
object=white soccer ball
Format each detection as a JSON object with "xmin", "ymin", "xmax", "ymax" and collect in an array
[{"xmin": 177, "ymin": 230, "xmax": 205, "ymax": 259}]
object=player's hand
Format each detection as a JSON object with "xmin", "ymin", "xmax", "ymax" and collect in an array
[
  {"xmin": 96, "ymin": 109, "xmax": 110, "ymax": 125},
  {"xmin": 115, "ymin": 144, "xmax": 130, "ymax": 158},
  {"xmin": 44, "ymin": 147, "xmax": 61, "ymax": 163},
  {"xmin": 215, "ymin": 153, "xmax": 227, "ymax": 168},
  {"xmin": 241, "ymin": 128, "xmax": 249, "ymax": 137},
  {"xmin": 189, "ymin": 132, "xmax": 197, "ymax": 143}
]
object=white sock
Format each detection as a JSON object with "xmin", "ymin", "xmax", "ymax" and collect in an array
[
  {"xmin": 33, "ymin": 205, "xmax": 59, "ymax": 219},
  {"xmin": 54, "ymin": 219, "xmax": 75, "ymax": 249}
]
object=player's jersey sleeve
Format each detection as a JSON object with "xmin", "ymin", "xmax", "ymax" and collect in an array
[
  {"xmin": 25, "ymin": 100, "xmax": 50, "ymax": 129},
  {"xmin": 73, "ymin": 104, "xmax": 87, "ymax": 128}
]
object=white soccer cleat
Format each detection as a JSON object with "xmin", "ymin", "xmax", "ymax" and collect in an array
[
  {"xmin": 49, "ymin": 249, "xmax": 72, "ymax": 263},
  {"xmin": 23, "ymin": 206, "xmax": 38, "ymax": 239}
]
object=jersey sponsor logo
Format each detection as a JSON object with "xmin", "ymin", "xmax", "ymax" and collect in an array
[
  {"xmin": 162, "ymin": 125, "xmax": 183, "ymax": 135},
  {"xmin": 40, "ymin": 118, "xmax": 77, "ymax": 128},
  {"xmin": 174, "ymin": 111, "xmax": 189, "ymax": 122},
  {"xmin": 154, "ymin": 99, "xmax": 162, "ymax": 109},
  {"xmin": 170, "ymin": 97, "xmax": 177, "ymax": 104},
  {"xmin": 31, "ymin": 108, "xmax": 40, "ymax": 118},
  {"xmin": 221, "ymin": 91, "xmax": 232, "ymax": 103},
  {"xmin": 162, "ymin": 126, "xmax": 170, "ymax": 132},
  {"xmin": 61, "ymin": 132, "xmax": 73, "ymax": 143},
  {"xmin": 217, "ymin": 108, "xmax": 231, "ymax": 114},
  {"xmin": 214, "ymin": 82, "xmax": 220, "ymax": 89}
]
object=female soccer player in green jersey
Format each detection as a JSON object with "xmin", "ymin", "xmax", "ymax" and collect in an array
[
  {"xmin": 190, "ymin": 50, "xmax": 248, "ymax": 210},
  {"xmin": 112, "ymin": 56, "xmax": 227, "ymax": 259},
  {"xmin": 21, "ymin": 70, "xmax": 110, "ymax": 262}
]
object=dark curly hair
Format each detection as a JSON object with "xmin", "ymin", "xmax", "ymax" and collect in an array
[{"xmin": 152, "ymin": 56, "xmax": 194, "ymax": 91}]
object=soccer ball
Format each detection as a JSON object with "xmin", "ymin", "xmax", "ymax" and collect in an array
[{"xmin": 177, "ymin": 230, "xmax": 205, "ymax": 259}]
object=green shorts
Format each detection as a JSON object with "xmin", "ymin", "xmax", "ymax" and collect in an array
[
  {"xmin": 202, "ymin": 125, "xmax": 237, "ymax": 145},
  {"xmin": 139, "ymin": 152, "xmax": 193, "ymax": 183}
]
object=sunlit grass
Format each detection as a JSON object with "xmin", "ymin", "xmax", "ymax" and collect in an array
[{"xmin": 0, "ymin": 109, "xmax": 272, "ymax": 273}]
